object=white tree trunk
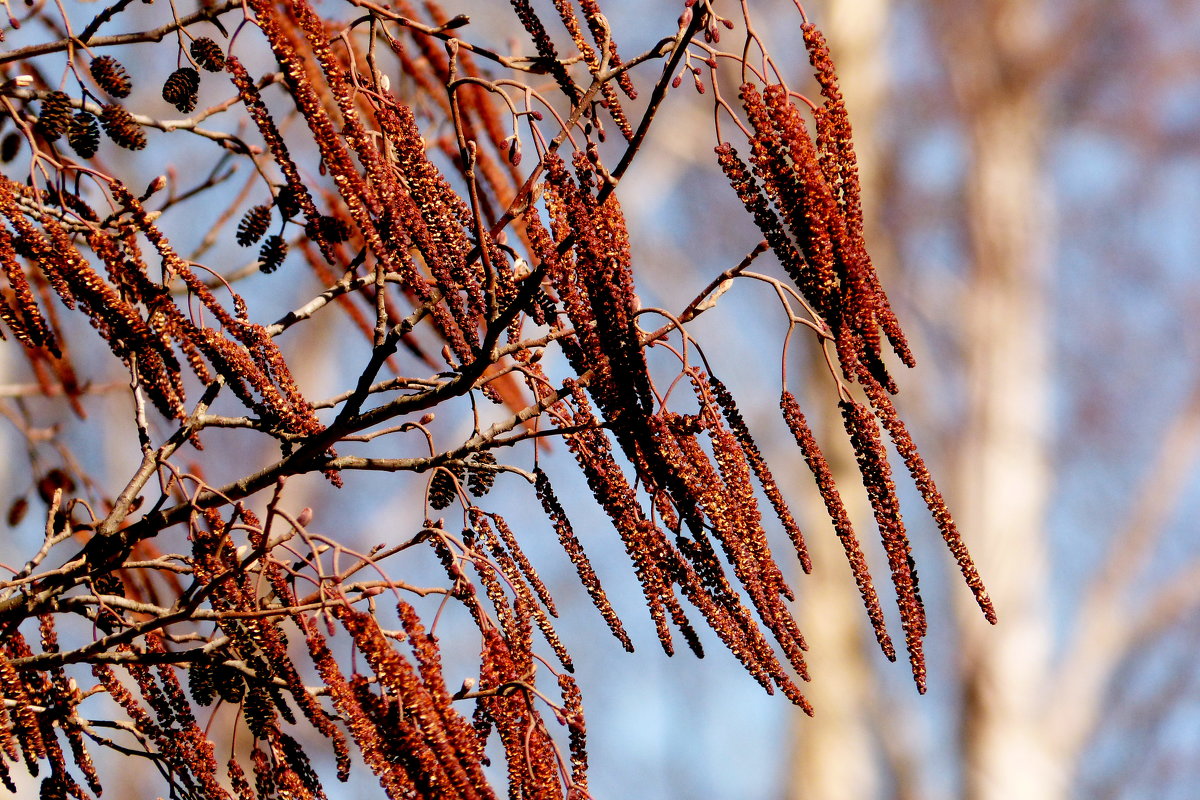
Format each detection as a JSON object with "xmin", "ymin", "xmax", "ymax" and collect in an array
[{"xmin": 938, "ymin": 3, "xmax": 1061, "ymax": 798}]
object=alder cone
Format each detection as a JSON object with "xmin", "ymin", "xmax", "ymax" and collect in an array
[
  {"xmin": 91, "ymin": 573, "xmax": 124, "ymax": 597},
  {"xmin": 187, "ymin": 662, "xmax": 216, "ymax": 706},
  {"xmin": 468, "ymin": 452, "xmax": 498, "ymax": 497},
  {"xmin": 212, "ymin": 664, "xmax": 246, "ymax": 703},
  {"xmin": 99, "ymin": 104, "xmax": 146, "ymax": 150},
  {"xmin": 35, "ymin": 91, "xmax": 72, "ymax": 140},
  {"xmin": 90, "ymin": 55, "xmax": 132, "ymax": 98},
  {"xmin": 305, "ymin": 214, "xmax": 350, "ymax": 245},
  {"xmin": 236, "ymin": 204, "xmax": 272, "ymax": 246},
  {"xmin": 274, "ymin": 184, "xmax": 301, "ymax": 218},
  {"xmin": 258, "ymin": 235, "xmax": 287, "ymax": 273},
  {"xmin": 243, "ymin": 685, "xmax": 273, "ymax": 739},
  {"xmin": 36, "ymin": 468, "xmax": 74, "ymax": 503},
  {"xmin": 67, "ymin": 112, "xmax": 99, "ymax": 158},
  {"xmin": 190, "ymin": 36, "xmax": 226, "ymax": 72},
  {"xmin": 162, "ymin": 67, "xmax": 200, "ymax": 114},
  {"xmin": 6, "ymin": 496, "xmax": 28, "ymax": 527},
  {"xmin": 1, "ymin": 131, "xmax": 21, "ymax": 162},
  {"xmin": 429, "ymin": 467, "xmax": 457, "ymax": 509}
]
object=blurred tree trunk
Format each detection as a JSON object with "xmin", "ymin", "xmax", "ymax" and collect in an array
[{"xmin": 932, "ymin": 2, "xmax": 1061, "ymax": 798}]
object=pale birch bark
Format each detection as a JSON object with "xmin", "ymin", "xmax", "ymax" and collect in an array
[
  {"xmin": 931, "ymin": 3, "xmax": 1063, "ymax": 798},
  {"xmin": 936, "ymin": 6, "xmax": 1200, "ymax": 795}
]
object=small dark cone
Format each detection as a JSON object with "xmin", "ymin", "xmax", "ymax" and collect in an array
[
  {"xmin": 274, "ymin": 184, "xmax": 301, "ymax": 218},
  {"xmin": 190, "ymin": 37, "xmax": 226, "ymax": 72},
  {"xmin": 99, "ymin": 104, "xmax": 146, "ymax": 150},
  {"xmin": 258, "ymin": 235, "xmax": 287, "ymax": 274},
  {"xmin": 212, "ymin": 664, "xmax": 245, "ymax": 704},
  {"xmin": 242, "ymin": 684, "xmax": 274, "ymax": 739},
  {"xmin": 236, "ymin": 204, "xmax": 272, "ymax": 246},
  {"xmin": 429, "ymin": 467, "xmax": 457, "ymax": 510},
  {"xmin": 188, "ymin": 662, "xmax": 216, "ymax": 706},
  {"xmin": 6, "ymin": 497, "xmax": 28, "ymax": 527},
  {"xmin": 467, "ymin": 452, "xmax": 498, "ymax": 497},
  {"xmin": 90, "ymin": 55, "xmax": 132, "ymax": 98},
  {"xmin": 162, "ymin": 67, "xmax": 200, "ymax": 114},
  {"xmin": 92, "ymin": 573, "xmax": 125, "ymax": 597},
  {"xmin": 67, "ymin": 112, "xmax": 99, "ymax": 158},
  {"xmin": 34, "ymin": 92, "xmax": 72, "ymax": 141}
]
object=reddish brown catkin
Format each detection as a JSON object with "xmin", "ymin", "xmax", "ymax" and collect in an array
[
  {"xmin": 0, "ymin": 227, "xmax": 57, "ymax": 354},
  {"xmin": 549, "ymin": 0, "xmax": 633, "ymax": 139},
  {"xmin": 861, "ymin": 376, "xmax": 996, "ymax": 622},
  {"xmin": 0, "ymin": 650, "xmax": 44, "ymax": 766},
  {"xmin": 741, "ymin": 83, "xmax": 839, "ymax": 319},
  {"xmin": 840, "ymin": 399, "xmax": 927, "ymax": 691},
  {"xmin": 705, "ymin": 372, "xmax": 811, "ymax": 572},
  {"xmin": 340, "ymin": 606, "xmax": 491, "ymax": 799},
  {"xmin": 471, "ymin": 512, "xmax": 573, "ymax": 670},
  {"xmin": 802, "ymin": 22, "xmax": 914, "ymax": 369},
  {"xmin": 559, "ymin": 673, "xmax": 589, "ymax": 795},
  {"xmin": 780, "ymin": 391, "xmax": 895, "ymax": 660},
  {"xmin": 534, "ymin": 467, "xmax": 634, "ymax": 650}
]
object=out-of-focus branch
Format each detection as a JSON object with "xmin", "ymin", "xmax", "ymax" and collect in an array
[{"xmin": 1050, "ymin": 376, "xmax": 1200, "ymax": 755}]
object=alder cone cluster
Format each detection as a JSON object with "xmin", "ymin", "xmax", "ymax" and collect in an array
[{"xmin": 0, "ymin": 2, "xmax": 995, "ymax": 799}]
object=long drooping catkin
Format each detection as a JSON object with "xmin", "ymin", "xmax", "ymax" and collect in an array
[
  {"xmin": 705, "ymin": 371, "xmax": 811, "ymax": 572},
  {"xmin": 840, "ymin": 399, "xmax": 927, "ymax": 691},
  {"xmin": 800, "ymin": 22, "xmax": 913, "ymax": 371},
  {"xmin": 534, "ymin": 467, "xmax": 634, "ymax": 650},
  {"xmin": 226, "ymin": 56, "xmax": 327, "ymax": 259},
  {"xmin": 0, "ymin": 227, "xmax": 57, "ymax": 355},
  {"xmin": 861, "ymin": 375, "xmax": 997, "ymax": 623},
  {"xmin": 780, "ymin": 391, "xmax": 895, "ymax": 659}
]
